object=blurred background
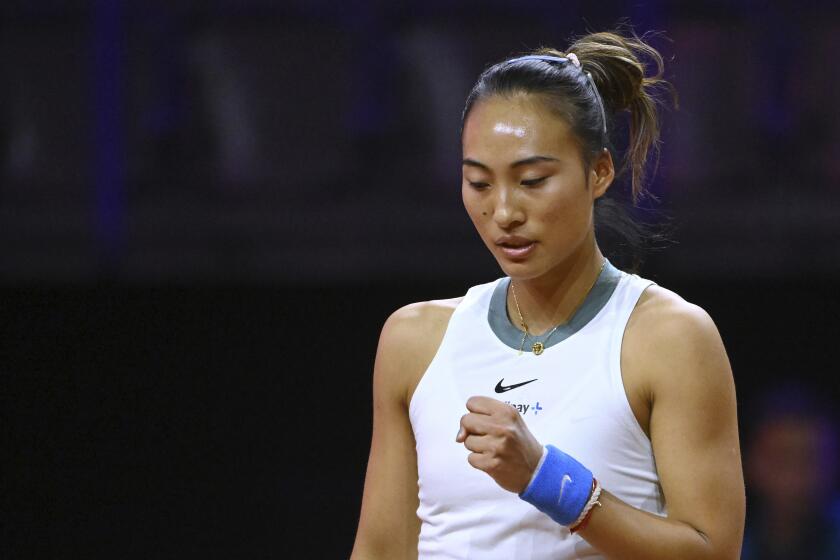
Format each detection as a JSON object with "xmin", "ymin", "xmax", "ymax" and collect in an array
[{"xmin": 2, "ymin": 1, "xmax": 839, "ymax": 558}]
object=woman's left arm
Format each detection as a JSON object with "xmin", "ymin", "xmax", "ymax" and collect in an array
[
  {"xmin": 575, "ymin": 290, "xmax": 745, "ymax": 559},
  {"xmin": 457, "ymin": 289, "xmax": 745, "ymax": 560}
]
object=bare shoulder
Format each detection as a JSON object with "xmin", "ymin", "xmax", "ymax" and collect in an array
[
  {"xmin": 382, "ymin": 297, "xmax": 462, "ymax": 356},
  {"xmin": 624, "ymin": 283, "xmax": 731, "ymax": 393},
  {"xmin": 384, "ymin": 297, "xmax": 462, "ymax": 335},
  {"xmin": 629, "ymin": 284, "xmax": 719, "ymax": 341},
  {"xmin": 376, "ymin": 297, "xmax": 463, "ymax": 406}
]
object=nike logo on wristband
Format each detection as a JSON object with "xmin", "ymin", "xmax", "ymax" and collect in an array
[
  {"xmin": 559, "ymin": 474, "xmax": 572, "ymax": 503},
  {"xmin": 494, "ymin": 378, "xmax": 538, "ymax": 393}
]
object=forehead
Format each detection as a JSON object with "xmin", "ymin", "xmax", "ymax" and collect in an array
[{"xmin": 462, "ymin": 93, "xmax": 575, "ymax": 157}]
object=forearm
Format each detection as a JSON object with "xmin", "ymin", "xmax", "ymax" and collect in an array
[
  {"xmin": 575, "ymin": 490, "xmax": 737, "ymax": 560},
  {"xmin": 351, "ymin": 508, "xmax": 421, "ymax": 560},
  {"xmin": 351, "ymin": 480, "xmax": 420, "ymax": 560}
]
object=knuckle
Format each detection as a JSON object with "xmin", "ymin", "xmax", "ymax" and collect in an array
[{"xmin": 496, "ymin": 424, "xmax": 515, "ymax": 440}]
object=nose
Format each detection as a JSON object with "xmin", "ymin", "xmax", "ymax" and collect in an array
[{"xmin": 492, "ymin": 186, "xmax": 525, "ymax": 229}]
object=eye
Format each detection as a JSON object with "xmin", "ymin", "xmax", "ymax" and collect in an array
[
  {"xmin": 521, "ymin": 176, "xmax": 547, "ymax": 187},
  {"xmin": 468, "ymin": 181, "xmax": 490, "ymax": 190}
]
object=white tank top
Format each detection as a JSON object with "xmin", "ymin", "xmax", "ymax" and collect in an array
[{"xmin": 409, "ymin": 261, "xmax": 666, "ymax": 559}]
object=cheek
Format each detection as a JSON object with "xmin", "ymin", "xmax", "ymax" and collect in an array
[
  {"xmin": 462, "ymin": 188, "xmax": 485, "ymax": 224},
  {"xmin": 539, "ymin": 190, "xmax": 592, "ymax": 236}
]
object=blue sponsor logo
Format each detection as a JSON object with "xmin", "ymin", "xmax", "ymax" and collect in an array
[{"xmin": 504, "ymin": 400, "xmax": 543, "ymax": 415}]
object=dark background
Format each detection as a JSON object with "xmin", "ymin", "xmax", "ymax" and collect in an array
[{"xmin": 2, "ymin": 1, "xmax": 839, "ymax": 558}]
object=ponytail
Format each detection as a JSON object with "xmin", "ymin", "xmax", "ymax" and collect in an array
[{"xmin": 567, "ymin": 31, "xmax": 675, "ymax": 202}]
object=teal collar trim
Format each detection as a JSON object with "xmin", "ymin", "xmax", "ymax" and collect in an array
[{"xmin": 487, "ymin": 260, "xmax": 622, "ymax": 353}]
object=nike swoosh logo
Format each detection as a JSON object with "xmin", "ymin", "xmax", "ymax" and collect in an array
[
  {"xmin": 494, "ymin": 378, "xmax": 538, "ymax": 393},
  {"xmin": 558, "ymin": 474, "xmax": 572, "ymax": 503}
]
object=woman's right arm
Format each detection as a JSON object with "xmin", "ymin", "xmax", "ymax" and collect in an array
[{"xmin": 350, "ymin": 302, "xmax": 455, "ymax": 560}]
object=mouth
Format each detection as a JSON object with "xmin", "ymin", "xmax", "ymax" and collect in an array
[{"xmin": 495, "ymin": 237, "xmax": 536, "ymax": 260}]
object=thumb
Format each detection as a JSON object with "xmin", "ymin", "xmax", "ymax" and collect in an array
[{"xmin": 455, "ymin": 426, "xmax": 466, "ymax": 442}]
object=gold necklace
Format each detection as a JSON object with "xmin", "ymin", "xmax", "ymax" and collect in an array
[{"xmin": 509, "ymin": 259, "xmax": 606, "ymax": 356}]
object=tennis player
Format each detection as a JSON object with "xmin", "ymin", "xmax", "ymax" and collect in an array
[{"xmin": 351, "ymin": 29, "xmax": 745, "ymax": 560}]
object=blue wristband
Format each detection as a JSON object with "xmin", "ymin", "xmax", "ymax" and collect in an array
[{"xmin": 518, "ymin": 445, "xmax": 594, "ymax": 526}]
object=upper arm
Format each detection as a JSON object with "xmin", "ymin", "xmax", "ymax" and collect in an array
[
  {"xmin": 625, "ymin": 288, "xmax": 745, "ymax": 558},
  {"xmin": 351, "ymin": 300, "xmax": 456, "ymax": 560}
]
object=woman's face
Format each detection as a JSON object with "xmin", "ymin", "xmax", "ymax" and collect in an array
[{"xmin": 461, "ymin": 93, "xmax": 613, "ymax": 280}]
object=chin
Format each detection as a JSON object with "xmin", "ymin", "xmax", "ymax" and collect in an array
[{"xmin": 495, "ymin": 258, "xmax": 544, "ymax": 280}]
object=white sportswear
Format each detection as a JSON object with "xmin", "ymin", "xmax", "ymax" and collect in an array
[{"xmin": 409, "ymin": 264, "xmax": 666, "ymax": 559}]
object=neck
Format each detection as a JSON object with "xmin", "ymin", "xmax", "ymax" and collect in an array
[{"xmin": 507, "ymin": 241, "xmax": 605, "ymax": 335}]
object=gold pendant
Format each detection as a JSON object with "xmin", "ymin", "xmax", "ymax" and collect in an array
[{"xmin": 532, "ymin": 342, "xmax": 544, "ymax": 355}]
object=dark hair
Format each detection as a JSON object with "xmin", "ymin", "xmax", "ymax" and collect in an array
[{"xmin": 461, "ymin": 30, "xmax": 675, "ymax": 272}]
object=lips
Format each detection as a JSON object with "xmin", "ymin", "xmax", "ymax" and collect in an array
[{"xmin": 495, "ymin": 236, "xmax": 536, "ymax": 260}]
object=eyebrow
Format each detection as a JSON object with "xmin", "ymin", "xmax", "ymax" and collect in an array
[{"xmin": 462, "ymin": 155, "xmax": 560, "ymax": 170}]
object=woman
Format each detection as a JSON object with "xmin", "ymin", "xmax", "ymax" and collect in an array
[{"xmin": 351, "ymin": 30, "xmax": 744, "ymax": 559}]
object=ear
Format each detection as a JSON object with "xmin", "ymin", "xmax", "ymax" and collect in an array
[{"xmin": 589, "ymin": 148, "xmax": 615, "ymax": 200}]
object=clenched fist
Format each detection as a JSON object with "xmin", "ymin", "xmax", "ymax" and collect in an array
[{"xmin": 455, "ymin": 395, "xmax": 545, "ymax": 493}]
